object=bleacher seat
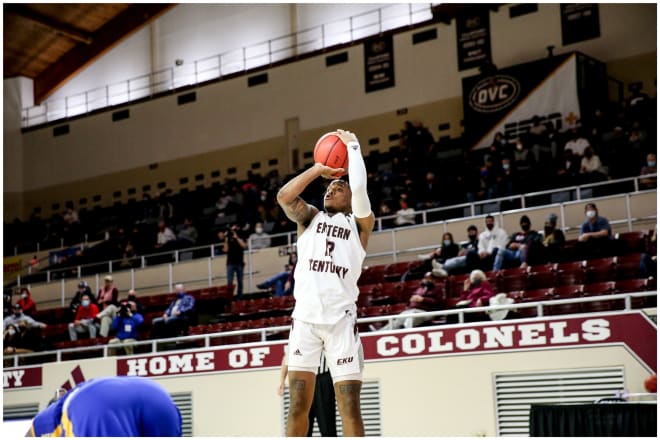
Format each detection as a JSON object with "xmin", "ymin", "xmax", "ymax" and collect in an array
[
  {"xmin": 555, "ymin": 261, "xmax": 586, "ymax": 286},
  {"xmin": 584, "ymin": 257, "xmax": 616, "ymax": 283},
  {"xmin": 614, "ymin": 253, "xmax": 644, "ymax": 280},
  {"xmin": 498, "ymin": 267, "xmax": 530, "ymax": 293},
  {"xmin": 528, "ymin": 264, "xmax": 556, "ymax": 289},
  {"xmin": 615, "ymin": 231, "xmax": 647, "ymax": 255},
  {"xmin": 358, "ymin": 264, "xmax": 387, "ymax": 285}
]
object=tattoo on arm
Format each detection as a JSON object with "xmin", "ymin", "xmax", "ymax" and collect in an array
[{"xmin": 282, "ymin": 197, "xmax": 316, "ymax": 226}]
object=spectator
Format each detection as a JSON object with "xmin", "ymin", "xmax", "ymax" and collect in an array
[
  {"xmin": 432, "ymin": 225, "xmax": 481, "ymax": 276},
  {"xmin": 222, "ymin": 224, "xmax": 247, "ymax": 298},
  {"xmin": 415, "ymin": 172, "xmax": 441, "ymax": 211},
  {"xmin": 4, "ymin": 303, "xmax": 46, "ymax": 330},
  {"xmin": 30, "ymin": 255, "xmax": 39, "ymax": 271},
  {"xmin": 3, "ymin": 324, "xmax": 19, "ymax": 353},
  {"xmin": 16, "ymin": 287, "xmax": 37, "ymax": 316},
  {"xmin": 374, "ymin": 272, "xmax": 440, "ymax": 331},
  {"xmin": 564, "ymin": 127, "xmax": 590, "ymax": 157},
  {"xmin": 555, "ymin": 149, "xmax": 581, "ymax": 187},
  {"xmin": 155, "ymin": 220, "xmax": 176, "ymax": 249},
  {"xmin": 455, "ymin": 270, "xmax": 495, "ymax": 321},
  {"xmin": 477, "ymin": 215, "xmax": 508, "ymax": 271},
  {"xmin": 97, "ymin": 275, "xmax": 119, "ymax": 306},
  {"xmin": 126, "ymin": 289, "xmax": 146, "ymax": 315},
  {"xmin": 639, "ymin": 152, "xmax": 657, "ymax": 189},
  {"xmin": 512, "ymin": 138, "xmax": 535, "ymax": 182},
  {"xmin": 68, "ymin": 293, "xmax": 99, "ymax": 341},
  {"xmin": 415, "ymin": 232, "xmax": 459, "ymax": 277},
  {"xmin": 248, "ymin": 222, "xmax": 271, "ymax": 250},
  {"xmin": 538, "ymin": 213, "xmax": 566, "ymax": 263},
  {"xmin": 394, "ymin": 195, "xmax": 416, "ymax": 226},
  {"xmin": 578, "ymin": 203, "xmax": 612, "ymax": 259},
  {"xmin": 579, "ymin": 146, "xmax": 606, "ymax": 183},
  {"xmin": 493, "ymin": 215, "xmax": 540, "ymax": 270},
  {"xmin": 108, "ymin": 300, "xmax": 144, "ymax": 355},
  {"xmin": 4, "ymin": 319, "xmax": 43, "ymax": 354},
  {"xmin": 640, "ymin": 230, "xmax": 657, "ymax": 279},
  {"xmin": 176, "ymin": 217, "xmax": 198, "ymax": 247},
  {"xmin": 151, "ymin": 284, "xmax": 196, "ymax": 339},
  {"xmin": 257, "ymin": 252, "xmax": 297, "ymax": 297},
  {"xmin": 69, "ymin": 281, "xmax": 95, "ymax": 320}
]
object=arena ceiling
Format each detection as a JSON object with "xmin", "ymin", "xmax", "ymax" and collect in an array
[{"xmin": 3, "ymin": 3, "xmax": 174, "ymax": 104}]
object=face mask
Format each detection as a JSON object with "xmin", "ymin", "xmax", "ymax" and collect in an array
[
  {"xmin": 648, "ymin": 161, "xmax": 656, "ymax": 167},
  {"xmin": 13, "ymin": 311, "xmax": 21, "ymax": 317},
  {"xmin": 502, "ymin": 163, "xmax": 510, "ymax": 171},
  {"xmin": 472, "ymin": 279, "xmax": 482, "ymax": 286},
  {"xmin": 7, "ymin": 328, "xmax": 16, "ymax": 336},
  {"xmin": 128, "ymin": 295, "xmax": 136, "ymax": 302},
  {"xmin": 544, "ymin": 226, "xmax": 553, "ymax": 234},
  {"xmin": 21, "ymin": 293, "xmax": 28, "ymax": 299},
  {"xmin": 521, "ymin": 223, "xmax": 530, "ymax": 232},
  {"xmin": 586, "ymin": 210, "xmax": 596, "ymax": 219},
  {"xmin": 468, "ymin": 234, "xmax": 477, "ymax": 241},
  {"xmin": 486, "ymin": 223, "xmax": 494, "ymax": 231},
  {"xmin": 443, "ymin": 240, "xmax": 451, "ymax": 247},
  {"xmin": 81, "ymin": 300, "xmax": 90, "ymax": 307},
  {"xmin": 255, "ymin": 227, "xmax": 264, "ymax": 234},
  {"xmin": 585, "ymin": 152, "xmax": 593, "ymax": 158}
]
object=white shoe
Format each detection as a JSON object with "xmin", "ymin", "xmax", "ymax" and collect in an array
[
  {"xmin": 432, "ymin": 268, "xmax": 448, "ymax": 278},
  {"xmin": 431, "ymin": 259, "xmax": 443, "ymax": 270},
  {"xmin": 417, "ymin": 253, "xmax": 431, "ymax": 260}
]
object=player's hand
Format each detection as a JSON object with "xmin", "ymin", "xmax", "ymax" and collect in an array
[
  {"xmin": 314, "ymin": 163, "xmax": 344, "ymax": 179},
  {"xmin": 277, "ymin": 382, "xmax": 285, "ymax": 396},
  {"xmin": 336, "ymin": 129, "xmax": 358, "ymax": 147}
]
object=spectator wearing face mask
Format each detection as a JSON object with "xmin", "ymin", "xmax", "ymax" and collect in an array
[
  {"xmin": 639, "ymin": 153, "xmax": 657, "ymax": 189},
  {"xmin": 457, "ymin": 270, "xmax": 495, "ymax": 309},
  {"xmin": 417, "ymin": 232, "xmax": 459, "ymax": 277},
  {"xmin": 477, "ymin": 215, "xmax": 509, "ymax": 271},
  {"xmin": 493, "ymin": 215, "xmax": 541, "ymax": 270},
  {"xmin": 3, "ymin": 303, "xmax": 47, "ymax": 331},
  {"xmin": 539, "ymin": 213, "xmax": 566, "ymax": 263},
  {"xmin": 16, "ymin": 287, "xmax": 37, "ymax": 316},
  {"xmin": 68, "ymin": 294, "xmax": 100, "ymax": 341},
  {"xmin": 248, "ymin": 222, "xmax": 271, "ymax": 249},
  {"xmin": 578, "ymin": 203, "xmax": 612, "ymax": 259},
  {"xmin": 4, "ymin": 319, "xmax": 42, "ymax": 354}
]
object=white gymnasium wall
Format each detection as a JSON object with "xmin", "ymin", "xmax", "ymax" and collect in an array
[
  {"xmin": 10, "ymin": 4, "xmax": 657, "ymax": 194},
  {"xmin": 2, "ymin": 344, "xmax": 651, "ymax": 436}
]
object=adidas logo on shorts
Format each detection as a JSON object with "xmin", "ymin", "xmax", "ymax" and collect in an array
[{"xmin": 293, "ymin": 349, "xmax": 302, "ymax": 356}]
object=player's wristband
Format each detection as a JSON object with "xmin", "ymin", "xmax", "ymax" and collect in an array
[{"xmin": 346, "ymin": 141, "xmax": 361, "ymax": 151}]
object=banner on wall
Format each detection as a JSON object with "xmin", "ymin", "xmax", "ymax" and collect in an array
[
  {"xmin": 3, "ymin": 366, "xmax": 42, "ymax": 390},
  {"xmin": 455, "ymin": 8, "xmax": 492, "ymax": 71},
  {"xmin": 560, "ymin": 4, "xmax": 600, "ymax": 45},
  {"xmin": 115, "ymin": 312, "xmax": 656, "ymax": 378},
  {"xmin": 364, "ymin": 34, "xmax": 395, "ymax": 93},
  {"xmin": 462, "ymin": 53, "xmax": 581, "ymax": 149},
  {"xmin": 3, "ymin": 256, "xmax": 23, "ymax": 280}
]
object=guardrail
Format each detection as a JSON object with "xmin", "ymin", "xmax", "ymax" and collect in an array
[
  {"xmin": 20, "ymin": 4, "xmax": 433, "ymax": 128},
  {"xmin": 3, "ymin": 291, "xmax": 656, "ymax": 367}
]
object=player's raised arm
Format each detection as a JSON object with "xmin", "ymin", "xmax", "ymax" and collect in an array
[
  {"xmin": 336, "ymin": 129, "xmax": 375, "ymax": 249},
  {"xmin": 277, "ymin": 163, "xmax": 343, "ymax": 233}
]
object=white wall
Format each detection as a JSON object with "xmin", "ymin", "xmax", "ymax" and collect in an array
[{"xmin": 11, "ymin": 3, "xmax": 658, "ymax": 194}]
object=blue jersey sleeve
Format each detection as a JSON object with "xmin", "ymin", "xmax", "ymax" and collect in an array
[{"xmin": 31, "ymin": 397, "xmax": 66, "ymax": 437}]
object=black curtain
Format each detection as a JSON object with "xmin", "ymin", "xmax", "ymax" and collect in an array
[{"xmin": 530, "ymin": 403, "xmax": 657, "ymax": 436}]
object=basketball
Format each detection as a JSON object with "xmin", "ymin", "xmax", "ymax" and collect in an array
[
  {"xmin": 314, "ymin": 132, "xmax": 348, "ymax": 176},
  {"xmin": 644, "ymin": 374, "xmax": 656, "ymax": 393}
]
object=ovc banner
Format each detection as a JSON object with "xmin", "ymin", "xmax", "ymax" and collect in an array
[{"xmin": 364, "ymin": 34, "xmax": 395, "ymax": 93}]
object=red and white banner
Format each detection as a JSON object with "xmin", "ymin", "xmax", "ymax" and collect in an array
[
  {"xmin": 3, "ymin": 366, "xmax": 42, "ymax": 390},
  {"xmin": 116, "ymin": 312, "xmax": 656, "ymax": 378}
]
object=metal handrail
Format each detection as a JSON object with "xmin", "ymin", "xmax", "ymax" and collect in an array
[
  {"xmin": 20, "ymin": 4, "xmax": 433, "ymax": 128},
  {"xmin": 3, "ymin": 291, "xmax": 656, "ymax": 367}
]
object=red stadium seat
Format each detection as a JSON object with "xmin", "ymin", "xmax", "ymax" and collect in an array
[
  {"xmin": 528, "ymin": 264, "xmax": 556, "ymax": 289},
  {"xmin": 555, "ymin": 261, "xmax": 586, "ymax": 286},
  {"xmin": 615, "ymin": 231, "xmax": 647, "ymax": 255},
  {"xmin": 358, "ymin": 264, "xmax": 387, "ymax": 285},
  {"xmin": 497, "ymin": 267, "xmax": 530, "ymax": 293},
  {"xmin": 614, "ymin": 254, "xmax": 644, "ymax": 280},
  {"xmin": 584, "ymin": 257, "xmax": 616, "ymax": 283}
]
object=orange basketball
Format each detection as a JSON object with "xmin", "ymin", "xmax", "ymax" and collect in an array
[
  {"xmin": 314, "ymin": 132, "xmax": 348, "ymax": 176},
  {"xmin": 644, "ymin": 374, "xmax": 656, "ymax": 393}
]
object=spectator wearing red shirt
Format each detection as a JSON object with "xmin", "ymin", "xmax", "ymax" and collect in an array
[
  {"xmin": 458, "ymin": 270, "xmax": 495, "ymax": 308},
  {"xmin": 17, "ymin": 287, "xmax": 37, "ymax": 316},
  {"xmin": 68, "ymin": 293, "xmax": 99, "ymax": 341}
]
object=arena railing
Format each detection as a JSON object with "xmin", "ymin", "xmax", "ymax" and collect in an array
[
  {"xmin": 10, "ymin": 179, "xmax": 656, "ymax": 300},
  {"xmin": 20, "ymin": 4, "xmax": 433, "ymax": 128},
  {"xmin": 3, "ymin": 291, "xmax": 656, "ymax": 367}
]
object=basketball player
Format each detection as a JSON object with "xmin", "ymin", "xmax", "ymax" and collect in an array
[
  {"xmin": 277, "ymin": 128, "xmax": 374, "ymax": 436},
  {"xmin": 28, "ymin": 376, "xmax": 181, "ymax": 436}
]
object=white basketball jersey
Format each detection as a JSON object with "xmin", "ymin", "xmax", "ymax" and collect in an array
[{"xmin": 292, "ymin": 211, "xmax": 366, "ymax": 324}]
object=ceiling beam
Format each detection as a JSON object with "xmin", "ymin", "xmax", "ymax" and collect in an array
[
  {"xmin": 33, "ymin": 4, "xmax": 175, "ymax": 104},
  {"xmin": 5, "ymin": 4, "xmax": 93, "ymax": 45}
]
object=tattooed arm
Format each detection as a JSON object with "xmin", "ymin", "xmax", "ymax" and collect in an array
[{"xmin": 277, "ymin": 163, "xmax": 342, "ymax": 236}]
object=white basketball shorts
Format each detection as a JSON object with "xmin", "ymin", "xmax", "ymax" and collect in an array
[{"xmin": 287, "ymin": 309, "xmax": 364, "ymax": 383}]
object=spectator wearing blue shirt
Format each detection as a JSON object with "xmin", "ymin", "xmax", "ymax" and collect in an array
[
  {"xmin": 108, "ymin": 300, "xmax": 144, "ymax": 355},
  {"xmin": 29, "ymin": 376, "xmax": 181, "ymax": 437},
  {"xmin": 578, "ymin": 203, "xmax": 612, "ymax": 259},
  {"xmin": 151, "ymin": 283, "xmax": 195, "ymax": 339}
]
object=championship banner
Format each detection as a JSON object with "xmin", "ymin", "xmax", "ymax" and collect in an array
[
  {"xmin": 3, "ymin": 366, "xmax": 43, "ymax": 390},
  {"xmin": 462, "ymin": 53, "xmax": 581, "ymax": 150},
  {"xmin": 3, "ymin": 256, "xmax": 23, "ymax": 280},
  {"xmin": 116, "ymin": 312, "xmax": 656, "ymax": 378},
  {"xmin": 364, "ymin": 34, "xmax": 395, "ymax": 93},
  {"xmin": 560, "ymin": 4, "xmax": 600, "ymax": 46},
  {"xmin": 456, "ymin": 8, "xmax": 491, "ymax": 71}
]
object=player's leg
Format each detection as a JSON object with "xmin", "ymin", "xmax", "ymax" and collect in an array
[
  {"xmin": 287, "ymin": 370, "xmax": 316, "ymax": 436},
  {"xmin": 287, "ymin": 319, "xmax": 323, "ymax": 436},
  {"xmin": 324, "ymin": 311, "xmax": 365, "ymax": 436},
  {"xmin": 334, "ymin": 380, "xmax": 363, "ymax": 436},
  {"xmin": 315, "ymin": 372, "xmax": 338, "ymax": 437}
]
